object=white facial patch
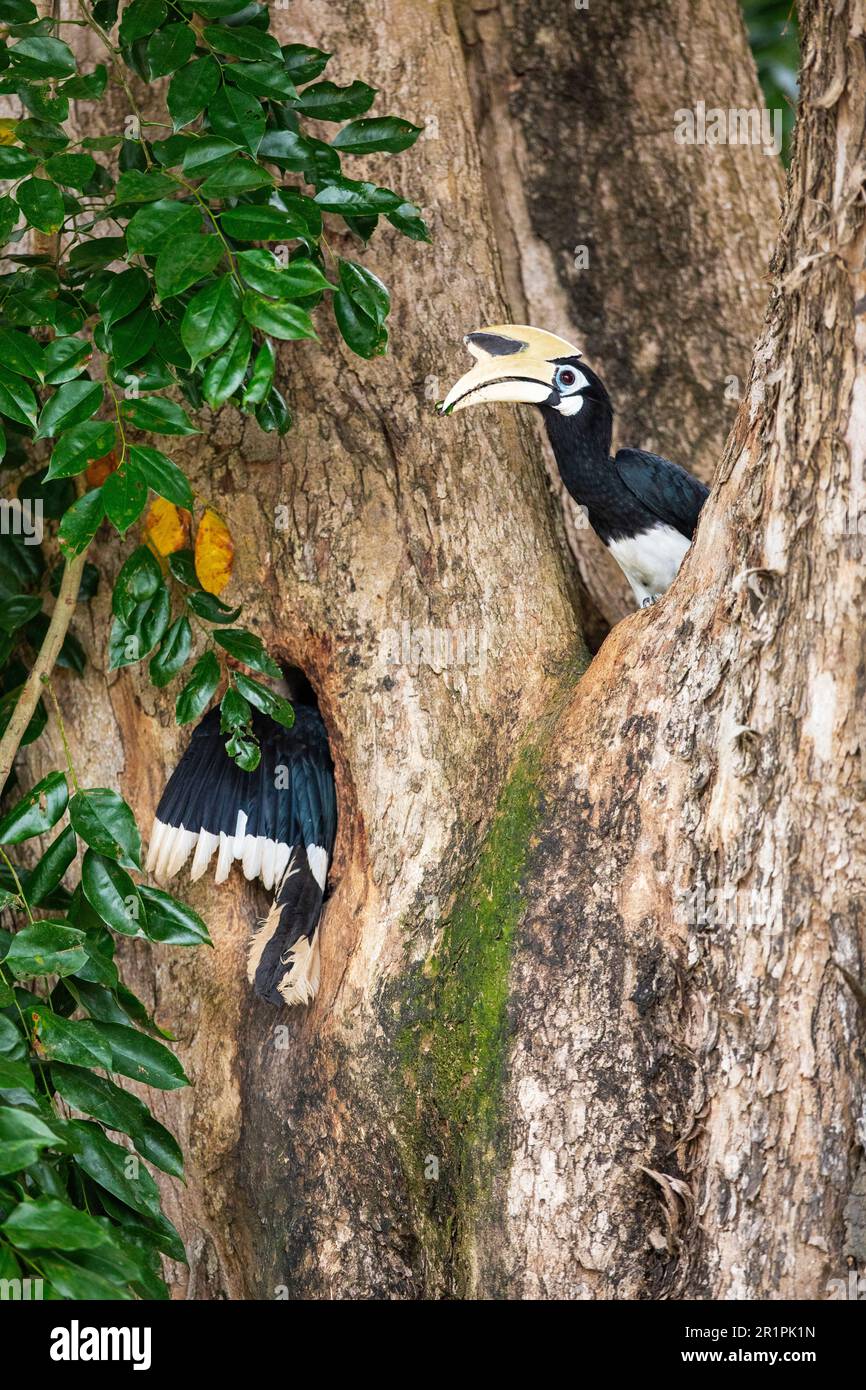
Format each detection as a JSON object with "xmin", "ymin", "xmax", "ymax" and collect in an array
[{"xmin": 555, "ymin": 393, "xmax": 585, "ymax": 416}]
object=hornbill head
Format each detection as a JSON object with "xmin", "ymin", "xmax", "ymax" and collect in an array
[{"xmin": 437, "ymin": 324, "xmax": 611, "ymax": 419}]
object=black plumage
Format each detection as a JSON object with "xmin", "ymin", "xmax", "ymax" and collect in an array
[
  {"xmin": 147, "ymin": 695, "xmax": 337, "ymax": 1008},
  {"xmin": 439, "ymin": 326, "xmax": 710, "ymax": 607}
]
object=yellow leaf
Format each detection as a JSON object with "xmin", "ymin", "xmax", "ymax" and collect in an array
[
  {"xmin": 0, "ymin": 120, "xmax": 19, "ymax": 147},
  {"xmin": 144, "ymin": 497, "xmax": 191, "ymax": 557},
  {"xmin": 194, "ymin": 508, "xmax": 234, "ymax": 595}
]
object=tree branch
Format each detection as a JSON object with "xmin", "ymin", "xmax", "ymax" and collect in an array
[{"xmin": 0, "ymin": 547, "xmax": 90, "ymax": 791}]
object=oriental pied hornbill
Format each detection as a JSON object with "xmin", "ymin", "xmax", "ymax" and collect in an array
[
  {"xmin": 146, "ymin": 671, "xmax": 336, "ymax": 1008},
  {"xmin": 439, "ymin": 326, "xmax": 708, "ymax": 607}
]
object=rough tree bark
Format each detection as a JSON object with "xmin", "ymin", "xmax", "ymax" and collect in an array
[
  {"xmin": 459, "ymin": 0, "xmax": 784, "ymax": 641},
  {"xmin": 20, "ymin": 0, "xmax": 865, "ymax": 1301}
]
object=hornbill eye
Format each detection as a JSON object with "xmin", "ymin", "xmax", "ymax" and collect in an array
[{"xmin": 554, "ymin": 365, "xmax": 580, "ymax": 392}]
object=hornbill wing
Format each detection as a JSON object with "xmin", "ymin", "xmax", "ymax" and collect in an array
[
  {"xmin": 146, "ymin": 706, "xmax": 337, "ymax": 896},
  {"xmin": 613, "ymin": 448, "xmax": 709, "ymax": 540}
]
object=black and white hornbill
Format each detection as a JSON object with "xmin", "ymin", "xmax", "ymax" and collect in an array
[
  {"xmin": 439, "ymin": 325, "xmax": 708, "ymax": 607},
  {"xmin": 146, "ymin": 673, "xmax": 336, "ymax": 1008}
]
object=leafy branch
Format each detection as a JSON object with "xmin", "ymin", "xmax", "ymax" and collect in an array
[{"xmin": 0, "ymin": 0, "xmax": 425, "ymax": 1299}]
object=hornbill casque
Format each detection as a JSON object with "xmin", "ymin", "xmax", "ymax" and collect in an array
[
  {"xmin": 439, "ymin": 325, "xmax": 709, "ymax": 607},
  {"xmin": 146, "ymin": 670, "xmax": 336, "ymax": 1008}
]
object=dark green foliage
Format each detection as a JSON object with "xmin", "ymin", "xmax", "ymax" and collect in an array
[
  {"xmin": 742, "ymin": 0, "xmax": 799, "ymax": 162},
  {"xmin": 0, "ymin": 0, "xmax": 425, "ymax": 1300}
]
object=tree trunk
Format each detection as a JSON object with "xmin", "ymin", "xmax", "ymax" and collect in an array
[
  {"xmin": 22, "ymin": 0, "xmax": 865, "ymax": 1301},
  {"xmin": 457, "ymin": 0, "xmax": 783, "ymax": 640}
]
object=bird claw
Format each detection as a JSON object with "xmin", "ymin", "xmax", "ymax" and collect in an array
[{"xmin": 641, "ymin": 595, "xmax": 657, "ymax": 608}]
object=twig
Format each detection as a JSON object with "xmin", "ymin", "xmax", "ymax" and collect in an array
[{"xmin": 0, "ymin": 548, "xmax": 89, "ymax": 792}]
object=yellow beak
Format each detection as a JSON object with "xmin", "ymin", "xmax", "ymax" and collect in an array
[{"xmin": 439, "ymin": 324, "xmax": 583, "ymax": 414}]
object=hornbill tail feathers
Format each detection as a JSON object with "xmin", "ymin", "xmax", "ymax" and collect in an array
[{"xmin": 147, "ymin": 702, "xmax": 337, "ymax": 1008}]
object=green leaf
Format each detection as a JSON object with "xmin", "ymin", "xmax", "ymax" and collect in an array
[
  {"xmin": 0, "ymin": 146, "xmax": 37, "ymax": 178},
  {"xmin": 241, "ymin": 337, "xmax": 274, "ymax": 407},
  {"xmin": 138, "ymin": 885, "xmax": 211, "ymax": 947},
  {"xmin": 122, "ymin": 394, "xmax": 199, "ymax": 435},
  {"xmin": 103, "ymin": 465, "xmax": 148, "ymax": 536},
  {"xmin": 68, "ymin": 788, "xmax": 142, "ymax": 870},
  {"xmin": 69, "ymin": 1119, "xmax": 165, "ymax": 1220},
  {"xmin": 168, "ymin": 55, "xmax": 220, "ymax": 129},
  {"xmin": 0, "ymin": 1106, "xmax": 64, "ymax": 1176},
  {"xmin": 256, "ymin": 126, "xmax": 335, "ymax": 174},
  {"xmin": 35, "ymin": 379, "xmax": 102, "ymax": 440},
  {"xmin": 9, "ymin": 36, "xmax": 76, "ymax": 80},
  {"xmin": 175, "ymin": 650, "xmax": 220, "ymax": 724},
  {"xmin": 202, "ymin": 322, "xmax": 251, "ymax": 407},
  {"xmin": 82, "ymin": 850, "xmax": 144, "ymax": 937},
  {"xmin": 128, "ymin": 443, "xmax": 193, "ymax": 508},
  {"xmin": 108, "ymin": 303, "xmax": 159, "ymax": 370},
  {"xmin": 149, "ymin": 615, "xmax": 192, "ymax": 688},
  {"xmin": 51, "ymin": 1065, "xmax": 183, "ymax": 1177},
  {"xmin": 219, "ymin": 203, "xmax": 304, "ymax": 242},
  {"xmin": 332, "ymin": 116, "xmax": 423, "ymax": 154},
  {"xmin": 43, "ymin": 335, "xmax": 92, "ymax": 385},
  {"xmin": 115, "ymin": 167, "xmax": 176, "ymax": 203},
  {"xmin": 26, "ymin": 824, "xmax": 77, "ymax": 907},
  {"xmin": 340, "ymin": 258, "xmax": 390, "ymax": 326},
  {"xmin": 207, "ymin": 85, "xmax": 264, "ymax": 155},
  {"xmin": 0, "ymin": 328, "xmax": 44, "ymax": 381},
  {"xmin": 32, "ymin": 1009, "xmax": 113, "ymax": 1069},
  {"xmin": 198, "ymin": 157, "xmax": 273, "ymax": 198},
  {"xmin": 242, "ymin": 291, "xmax": 316, "ymax": 341},
  {"xmin": 15, "ymin": 175, "xmax": 64, "ymax": 234},
  {"xmin": 186, "ymin": 589, "xmax": 241, "ymax": 622},
  {"xmin": 44, "ymin": 152, "xmax": 96, "ymax": 189},
  {"xmin": 0, "ymin": 195, "xmax": 19, "ymax": 244},
  {"xmin": 254, "ymin": 385, "xmax": 290, "ymax": 435},
  {"xmin": 6, "ymin": 921, "xmax": 87, "ymax": 978},
  {"xmin": 112, "ymin": 544, "xmax": 161, "ymax": 623},
  {"xmin": 0, "ymin": 364, "xmax": 38, "ymax": 428},
  {"xmin": 155, "ymin": 231, "xmax": 223, "ymax": 298},
  {"xmin": 0, "ymin": 1056, "xmax": 35, "ymax": 1094},
  {"xmin": 89, "ymin": 1023, "xmax": 189, "ymax": 1091},
  {"xmin": 126, "ymin": 197, "xmax": 201, "ymax": 253},
  {"xmin": 2, "ymin": 1196, "xmax": 112, "ymax": 1252},
  {"xmin": 219, "ymin": 684, "xmax": 250, "ymax": 732},
  {"xmin": 291, "ymin": 79, "xmax": 376, "ymax": 121},
  {"xmin": 58, "ymin": 488, "xmax": 104, "ymax": 558},
  {"xmin": 119, "ymin": 0, "xmax": 167, "ymax": 45},
  {"xmin": 0, "ymin": 770, "xmax": 67, "ymax": 844},
  {"xmin": 214, "ymin": 627, "xmax": 281, "ymax": 677},
  {"xmin": 224, "ymin": 60, "xmax": 297, "ymax": 102},
  {"xmin": 147, "ymin": 22, "xmax": 195, "ymax": 77},
  {"xmin": 46, "ymin": 420, "xmax": 115, "ymax": 482},
  {"xmin": 181, "ymin": 135, "xmax": 237, "ymax": 177},
  {"xmin": 167, "ymin": 548, "xmax": 200, "ymax": 588},
  {"xmin": 233, "ymin": 672, "xmax": 294, "ymax": 728},
  {"xmin": 236, "ymin": 249, "xmax": 334, "ymax": 300},
  {"xmin": 334, "ymin": 284, "xmax": 387, "ymax": 358},
  {"xmin": 180, "ymin": 273, "xmax": 242, "ymax": 367},
  {"xmin": 281, "ymin": 43, "xmax": 330, "ymax": 84},
  {"xmin": 314, "ymin": 178, "xmax": 400, "ymax": 216},
  {"xmin": 387, "ymin": 199, "xmax": 431, "ymax": 242},
  {"xmin": 98, "ymin": 267, "xmax": 149, "ymax": 331},
  {"xmin": 0, "ymin": 594, "xmax": 42, "ymax": 632},
  {"xmin": 203, "ymin": 23, "xmax": 281, "ymax": 62}
]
